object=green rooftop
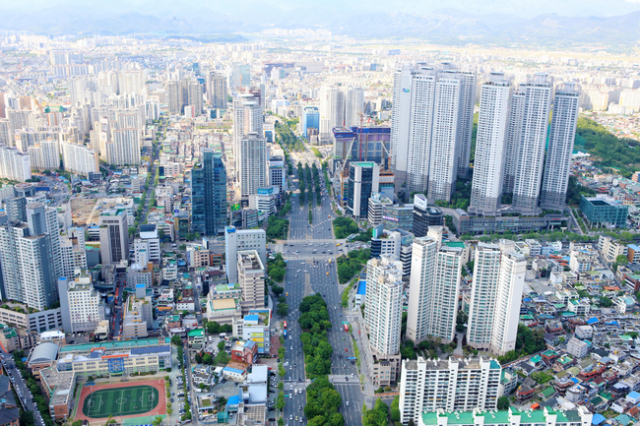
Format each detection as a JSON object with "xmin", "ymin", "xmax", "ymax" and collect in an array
[
  {"xmin": 60, "ymin": 337, "xmax": 170, "ymax": 353},
  {"xmin": 444, "ymin": 241, "xmax": 466, "ymax": 248},
  {"xmin": 541, "ymin": 387, "xmax": 555, "ymax": 398},
  {"xmin": 188, "ymin": 328, "xmax": 204, "ymax": 337}
]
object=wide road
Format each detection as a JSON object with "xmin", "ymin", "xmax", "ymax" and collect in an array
[{"xmin": 280, "ymin": 176, "xmax": 364, "ymax": 426}]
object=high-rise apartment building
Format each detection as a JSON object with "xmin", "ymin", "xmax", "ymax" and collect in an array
[
  {"xmin": 345, "ymin": 86, "xmax": 365, "ymax": 128},
  {"xmin": 28, "ymin": 139, "xmax": 59, "ymax": 171},
  {"xmin": 0, "ymin": 220, "xmax": 57, "ymax": 311},
  {"xmin": 502, "ymin": 89, "xmax": 526, "ymax": 194},
  {"xmin": 240, "ymin": 133, "xmax": 268, "ymax": 201},
  {"xmin": 407, "ymin": 234, "xmax": 464, "ymax": 344},
  {"xmin": 233, "ymin": 94, "xmax": 263, "ymax": 179},
  {"xmin": 107, "ymin": 129, "xmax": 141, "ymax": 166},
  {"xmin": 224, "ymin": 226, "xmax": 267, "ymax": 284},
  {"xmin": 364, "ymin": 256, "xmax": 404, "ymax": 357},
  {"xmin": 166, "ymin": 81, "xmax": 181, "ymax": 115},
  {"xmin": 399, "ymin": 356, "xmax": 502, "ymax": 424},
  {"xmin": 237, "ymin": 250, "xmax": 265, "ymax": 314},
  {"xmin": 512, "ymin": 73, "xmax": 552, "ymax": 214},
  {"xmin": 191, "ymin": 149, "xmax": 227, "ymax": 236},
  {"xmin": 0, "ymin": 146, "xmax": 30, "ymax": 182},
  {"xmin": 469, "ymin": 73, "xmax": 512, "ymax": 215},
  {"xmin": 319, "ymin": 86, "xmax": 345, "ymax": 139},
  {"xmin": 540, "ymin": 82, "xmax": 580, "ymax": 209},
  {"xmin": 60, "ymin": 141, "xmax": 99, "ymax": 177},
  {"xmin": 347, "ymin": 162, "xmax": 380, "ymax": 219},
  {"xmin": 466, "ymin": 241, "xmax": 526, "ymax": 355},
  {"xmin": 187, "ymin": 80, "xmax": 204, "ymax": 115},
  {"xmin": 389, "ymin": 64, "xmax": 475, "ymax": 200},
  {"xmin": 206, "ymin": 72, "xmax": 228, "ymax": 109},
  {"xmin": 98, "ymin": 208, "xmax": 129, "ymax": 264},
  {"xmin": 26, "ymin": 202, "xmax": 63, "ymax": 281}
]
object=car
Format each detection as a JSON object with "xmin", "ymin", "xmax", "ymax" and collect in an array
[
  {"xmin": 346, "ymin": 401, "xmax": 349, "ymax": 406},
  {"xmin": 290, "ymin": 416, "xmax": 293, "ymax": 420}
]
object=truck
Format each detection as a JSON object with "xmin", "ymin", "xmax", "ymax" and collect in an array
[
  {"xmin": 343, "ymin": 324, "xmax": 349, "ymax": 332},
  {"xmin": 283, "ymin": 321, "xmax": 287, "ymax": 329}
]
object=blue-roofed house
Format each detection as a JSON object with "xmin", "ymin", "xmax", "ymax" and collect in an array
[
  {"xmin": 592, "ymin": 413, "xmax": 606, "ymax": 425},
  {"xmin": 355, "ymin": 280, "xmax": 366, "ymax": 307},
  {"xmin": 226, "ymin": 394, "xmax": 240, "ymax": 412},
  {"xmin": 587, "ymin": 317, "xmax": 599, "ymax": 325},
  {"xmin": 627, "ymin": 391, "xmax": 640, "ymax": 405}
]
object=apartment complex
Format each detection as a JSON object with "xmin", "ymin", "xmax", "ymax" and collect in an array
[{"xmin": 58, "ymin": 271, "xmax": 104, "ymax": 334}]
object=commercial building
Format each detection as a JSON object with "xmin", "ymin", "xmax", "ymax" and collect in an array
[
  {"xmin": 191, "ymin": 149, "xmax": 227, "ymax": 236},
  {"xmin": 540, "ymin": 82, "xmax": 580, "ymax": 209},
  {"xmin": 332, "ymin": 126, "xmax": 391, "ymax": 169},
  {"xmin": 347, "ymin": 162, "xmax": 380, "ymax": 218},
  {"xmin": 56, "ymin": 338, "xmax": 171, "ymax": 376},
  {"xmin": 232, "ymin": 310, "xmax": 271, "ymax": 355},
  {"xmin": 469, "ymin": 73, "xmax": 511, "ymax": 216},
  {"xmin": 451, "ymin": 209, "xmax": 568, "ymax": 235},
  {"xmin": 368, "ymin": 193, "xmax": 393, "ymax": 227},
  {"xmin": 98, "ymin": 208, "xmax": 129, "ymax": 264},
  {"xmin": 237, "ymin": 250, "xmax": 265, "ymax": 314},
  {"xmin": 122, "ymin": 290, "xmax": 153, "ymax": 340},
  {"xmin": 417, "ymin": 407, "xmax": 593, "ymax": 426},
  {"xmin": 225, "ymin": 226, "xmax": 267, "ymax": 284},
  {"xmin": 233, "ymin": 94, "xmax": 263, "ymax": 179},
  {"xmin": 580, "ymin": 195, "xmax": 628, "ymax": 228},
  {"xmin": 58, "ymin": 271, "xmax": 104, "ymax": 334},
  {"xmin": 399, "ymin": 356, "xmax": 502, "ymax": 424},
  {"xmin": 0, "ymin": 305, "xmax": 62, "ymax": 333},
  {"xmin": 240, "ymin": 132, "xmax": 268, "ymax": 201},
  {"xmin": 302, "ymin": 106, "xmax": 320, "ymax": 139},
  {"xmin": 407, "ymin": 234, "xmax": 464, "ymax": 344},
  {"xmin": 382, "ymin": 203, "xmax": 413, "ymax": 231},
  {"xmin": 268, "ymin": 156, "xmax": 286, "ymax": 194},
  {"xmin": 412, "ymin": 195, "xmax": 443, "ymax": 237},
  {"xmin": 466, "ymin": 241, "xmax": 526, "ymax": 355}
]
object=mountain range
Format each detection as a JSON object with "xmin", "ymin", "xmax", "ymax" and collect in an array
[{"xmin": 1, "ymin": 1, "xmax": 640, "ymax": 48}]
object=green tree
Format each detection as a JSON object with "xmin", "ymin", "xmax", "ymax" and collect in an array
[
  {"xmin": 171, "ymin": 334, "xmax": 182, "ymax": 346},
  {"xmin": 497, "ymin": 396, "xmax": 510, "ymax": 410},
  {"xmin": 152, "ymin": 416, "xmax": 163, "ymax": 426},
  {"xmin": 616, "ymin": 254, "xmax": 629, "ymax": 266},
  {"xmin": 391, "ymin": 395, "xmax": 401, "ymax": 422},
  {"xmin": 277, "ymin": 303, "xmax": 289, "ymax": 316}
]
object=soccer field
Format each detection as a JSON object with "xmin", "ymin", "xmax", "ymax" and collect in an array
[{"xmin": 82, "ymin": 385, "xmax": 160, "ymax": 419}]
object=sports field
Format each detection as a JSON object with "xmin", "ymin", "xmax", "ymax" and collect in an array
[{"xmin": 82, "ymin": 385, "xmax": 159, "ymax": 418}]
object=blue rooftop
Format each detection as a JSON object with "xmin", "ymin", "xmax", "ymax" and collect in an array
[
  {"xmin": 587, "ymin": 317, "xmax": 599, "ymax": 325},
  {"xmin": 628, "ymin": 244, "xmax": 640, "ymax": 251},
  {"xmin": 523, "ymin": 298, "xmax": 532, "ymax": 302},
  {"xmin": 224, "ymin": 367, "xmax": 244, "ymax": 374},
  {"xmin": 629, "ymin": 391, "xmax": 640, "ymax": 399},
  {"xmin": 357, "ymin": 280, "xmax": 366, "ymax": 295},
  {"xmin": 592, "ymin": 414, "xmax": 606, "ymax": 425},
  {"xmin": 227, "ymin": 395, "xmax": 240, "ymax": 406},
  {"xmin": 606, "ymin": 321, "xmax": 619, "ymax": 326},
  {"xmin": 244, "ymin": 315, "xmax": 259, "ymax": 322}
]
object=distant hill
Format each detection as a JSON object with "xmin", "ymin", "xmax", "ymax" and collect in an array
[{"xmin": 1, "ymin": 5, "xmax": 640, "ymax": 47}]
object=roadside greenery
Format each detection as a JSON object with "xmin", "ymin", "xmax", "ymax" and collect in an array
[
  {"xmin": 333, "ymin": 217, "xmax": 359, "ymax": 239},
  {"xmin": 268, "ymin": 253, "xmax": 287, "ymax": 283},
  {"xmin": 12, "ymin": 350, "xmax": 55, "ymax": 426},
  {"xmin": 299, "ymin": 294, "xmax": 333, "ymax": 378},
  {"xmin": 363, "ymin": 399, "xmax": 389, "ymax": 426},
  {"xmin": 337, "ymin": 249, "xmax": 370, "ymax": 284},
  {"xmin": 267, "ymin": 217, "xmax": 289, "ymax": 240},
  {"xmin": 275, "ymin": 121, "xmax": 305, "ymax": 151},
  {"xmin": 303, "ymin": 377, "xmax": 344, "ymax": 426}
]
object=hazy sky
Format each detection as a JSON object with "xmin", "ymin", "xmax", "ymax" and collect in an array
[{"xmin": 2, "ymin": 0, "xmax": 640, "ymax": 18}]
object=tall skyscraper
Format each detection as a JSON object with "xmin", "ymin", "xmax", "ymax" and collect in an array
[
  {"xmin": 502, "ymin": 89, "xmax": 526, "ymax": 194},
  {"xmin": 187, "ymin": 80, "xmax": 204, "ymax": 115},
  {"xmin": 512, "ymin": 73, "xmax": 552, "ymax": 214},
  {"xmin": 240, "ymin": 132, "xmax": 268, "ymax": 200},
  {"xmin": 166, "ymin": 81, "xmax": 181, "ymax": 115},
  {"xmin": 26, "ymin": 202, "xmax": 63, "ymax": 281},
  {"xmin": 190, "ymin": 149, "xmax": 227, "ymax": 236},
  {"xmin": 233, "ymin": 94, "xmax": 263, "ymax": 179},
  {"xmin": 407, "ymin": 232, "xmax": 464, "ymax": 344},
  {"xmin": 206, "ymin": 71, "xmax": 228, "ymax": 109},
  {"xmin": 302, "ymin": 106, "xmax": 320, "ymax": 139},
  {"xmin": 107, "ymin": 128, "xmax": 141, "ymax": 165},
  {"xmin": 345, "ymin": 86, "xmax": 365, "ymax": 128},
  {"xmin": 230, "ymin": 64, "xmax": 251, "ymax": 90},
  {"xmin": 347, "ymin": 162, "xmax": 380, "ymax": 219},
  {"xmin": 319, "ymin": 86, "xmax": 345, "ymax": 139},
  {"xmin": 469, "ymin": 73, "xmax": 512, "ymax": 215},
  {"xmin": 389, "ymin": 64, "xmax": 475, "ymax": 201},
  {"xmin": 0, "ymin": 146, "xmax": 31, "ymax": 182},
  {"xmin": 540, "ymin": 82, "xmax": 580, "ymax": 209},
  {"xmin": 364, "ymin": 256, "xmax": 404, "ymax": 357}
]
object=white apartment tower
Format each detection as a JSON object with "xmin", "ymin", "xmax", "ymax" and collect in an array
[
  {"xmin": 502, "ymin": 89, "xmax": 526, "ymax": 194},
  {"xmin": 540, "ymin": 82, "xmax": 580, "ymax": 209},
  {"xmin": 206, "ymin": 71, "xmax": 228, "ymax": 109},
  {"xmin": 240, "ymin": 132, "xmax": 268, "ymax": 200},
  {"xmin": 389, "ymin": 63, "xmax": 475, "ymax": 201},
  {"xmin": 233, "ymin": 94, "xmax": 263, "ymax": 179},
  {"xmin": 224, "ymin": 226, "xmax": 267, "ymax": 284},
  {"xmin": 469, "ymin": 73, "xmax": 512, "ymax": 215},
  {"xmin": 407, "ymin": 234, "xmax": 464, "ymax": 344},
  {"xmin": 364, "ymin": 256, "xmax": 404, "ymax": 357},
  {"xmin": 58, "ymin": 272, "xmax": 104, "ymax": 333},
  {"xmin": 399, "ymin": 356, "xmax": 502, "ymax": 424},
  {"xmin": 108, "ymin": 129, "xmax": 141, "ymax": 166},
  {"xmin": 345, "ymin": 86, "xmax": 365, "ymax": 128},
  {"xmin": 319, "ymin": 86, "xmax": 345, "ymax": 137},
  {"xmin": 466, "ymin": 241, "xmax": 526, "ymax": 355},
  {"xmin": 512, "ymin": 73, "xmax": 552, "ymax": 214},
  {"xmin": 237, "ymin": 250, "xmax": 265, "ymax": 314},
  {"xmin": 0, "ymin": 146, "xmax": 31, "ymax": 182}
]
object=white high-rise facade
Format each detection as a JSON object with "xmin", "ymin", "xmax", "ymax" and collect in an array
[
  {"xmin": 389, "ymin": 63, "xmax": 475, "ymax": 201},
  {"xmin": 512, "ymin": 73, "xmax": 552, "ymax": 214},
  {"xmin": 224, "ymin": 226, "xmax": 267, "ymax": 285},
  {"xmin": 469, "ymin": 73, "xmax": 512, "ymax": 215},
  {"xmin": 407, "ymin": 232, "xmax": 464, "ymax": 344},
  {"xmin": 399, "ymin": 357, "xmax": 502, "ymax": 424},
  {"xmin": 0, "ymin": 146, "xmax": 30, "ymax": 182},
  {"xmin": 540, "ymin": 82, "xmax": 580, "ymax": 209},
  {"xmin": 364, "ymin": 256, "xmax": 404, "ymax": 357},
  {"xmin": 206, "ymin": 72, "xmax": 228, "ymax": 109},
  {"xmin": 345, "ymin": 86, "xmax": 364, "ymax": 128},
  {"xmin": 233, "ymin": 94, "xmax": 263, "ymax": 179},
  {"xmin": 240, "ymin": 132, "xmax": 268, "ymax": 199},
  {"xmin": 61, "ymin": 141, "xmax": 99, "ymax": 177},
  {"xmin": 466, "ymin": 241, "xmax": 526, "ymax": 355},
  {"xmin": 502, "ymin": 89, "xmax": 526, "ymax": 194},
  {"xmin": 28, "ymin": 139, "xmax": 59, "ymax": 171},
  {"xmin": 108, "ymin": 129, "xmax": 141, "ymax": 166},
  {"xmin": 319, "ymin": 86, "xmax": 345, "ymax": 137}
]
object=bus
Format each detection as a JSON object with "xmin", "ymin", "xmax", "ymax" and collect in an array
[
  {"xmin": 284, "ymin": 330, "xmax": 287, "ymax": 337},
  {"xmin": 343, "ymin": 324, "xmax": 349, "ymax": 332},
  {"xmin": 283, "ymin": 321, "xmax": 287, "ymax": 329}
]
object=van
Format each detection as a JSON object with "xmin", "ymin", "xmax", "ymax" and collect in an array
[{"xmin": 286, "ymin": 292, "xmax": 288, "ymax": 297}]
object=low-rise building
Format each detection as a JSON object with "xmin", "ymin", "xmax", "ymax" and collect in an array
[
  {"xmin": 232, "ymin": 310, "xmax": 271, "ymax": 355},
  {"xmin": 40, "ymin": 367, "xmax": 76, "ymax": 421},
  {"xmin": 418, "ymin": 407, "xmax": 593, "ymax": 426},
  {"xmin": 566, "ymin": 337, "xmax": 589, "ymax": 358}
]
